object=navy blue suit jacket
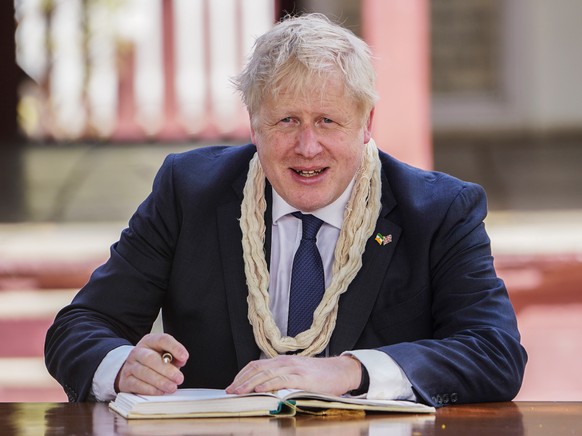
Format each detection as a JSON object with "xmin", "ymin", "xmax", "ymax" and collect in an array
[{"xmin": 45, "ymin": 144, "xmax": 527, "ymax": 406}]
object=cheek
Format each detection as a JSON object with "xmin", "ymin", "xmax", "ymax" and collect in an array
[
  {"xmin": 255, "ymin": 139, "xmax": 284, "ymax": 181},
  {"xmin": 341, "ymin": 139, "xmax": 365, "ymax": 163},
  {"xmin": 340, "ymin": 144, "xmax": 366, "ymax": 178},
  {"xmin": 256, "ymin": 131, "xmax": 293, "ymax": 159}
]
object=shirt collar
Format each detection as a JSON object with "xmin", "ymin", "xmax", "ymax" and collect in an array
[{"xmin": 272, "ymin": 179, "xmax": 356, "ymax": 230}]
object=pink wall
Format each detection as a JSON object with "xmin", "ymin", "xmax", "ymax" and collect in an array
[{"xmin": 362, "ymin": 0, "xmax": 432, "ymax": 169}]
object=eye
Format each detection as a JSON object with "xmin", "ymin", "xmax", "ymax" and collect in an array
[
  {"xmin": 322, "ymin": 118, "xmax": 334, "ymax": 124},
  {"xmin": 280, "ymin": 117, "xmax": 293, "ymax": 123}
]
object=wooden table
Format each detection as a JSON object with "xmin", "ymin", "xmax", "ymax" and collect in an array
[{"xmin": 1, "ymin": 401, "xmax": 580, "ymax": 435}]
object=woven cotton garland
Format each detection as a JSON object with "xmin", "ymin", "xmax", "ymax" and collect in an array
[{"xmin": 240, "ymin": 139, "xmax": 382, "ymax": 357}]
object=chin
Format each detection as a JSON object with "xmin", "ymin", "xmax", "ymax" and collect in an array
[
  {"xmin": 294, "ymin": 199, "xmax": 330, "ymax": 213},
  {"xmin": 281, "ymin": 185, "xmax": 334, "ymax": 212}
]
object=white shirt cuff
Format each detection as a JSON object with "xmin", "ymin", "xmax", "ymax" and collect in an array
[
  {"xmin": 343, "ymin": 349, "xmax": 416, "ymax": 401},
  {"xmin": 91, "ymin": 345, "xmax": 134, "ymax": 402}
]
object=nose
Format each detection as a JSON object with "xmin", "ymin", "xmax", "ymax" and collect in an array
[{"xmin": 295, "ymin": 125, "xmax": 322, "ymax": 157}]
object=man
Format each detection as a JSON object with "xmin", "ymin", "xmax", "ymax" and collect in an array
[{"xmin": 45, "ymin": 14, "xmax": 527, "ymax": 407}]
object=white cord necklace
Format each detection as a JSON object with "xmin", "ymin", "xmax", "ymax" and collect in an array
[{"xmin": 240, "ymin": 139, "xmax": 382, "ymax": 357}]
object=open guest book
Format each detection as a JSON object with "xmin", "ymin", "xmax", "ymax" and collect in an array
[{"xmin": 109, "ymin": 388, "xmax": 435, "ymax": 419}]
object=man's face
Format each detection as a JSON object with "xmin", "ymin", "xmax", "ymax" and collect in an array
[{"xmin": 250, "ymin": 76, "xmax": 373, "ymax": 212}]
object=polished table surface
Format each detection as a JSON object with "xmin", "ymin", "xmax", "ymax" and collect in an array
[{"xmin": 1, "ymin": 401, "xmax": 581, "ymax": 435}]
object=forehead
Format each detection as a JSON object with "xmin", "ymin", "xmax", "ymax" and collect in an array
[{"xmin": 260, "ymin": 75, "xmax": 361, "ymax": 115}]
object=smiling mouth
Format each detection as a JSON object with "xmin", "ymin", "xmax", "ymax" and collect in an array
[{"xmin": 293, "ymin": 168, "xmax": 326, "ymax": 177}]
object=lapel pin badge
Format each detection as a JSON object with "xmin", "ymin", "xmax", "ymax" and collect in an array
[{"xmin": 375, "ymin": 233, "xmax": 393, "ymax": 246}]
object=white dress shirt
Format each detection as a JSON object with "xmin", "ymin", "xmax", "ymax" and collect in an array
[{"xmin": 91, "ymin": 181, "xmax": 415, "ymax": 401}]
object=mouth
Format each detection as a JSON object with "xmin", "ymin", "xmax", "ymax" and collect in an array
[{"xmin": 293, "ymin": 168, "xmax": 326, "ymax": 178}]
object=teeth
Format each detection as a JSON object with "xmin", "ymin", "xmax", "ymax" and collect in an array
[{"xmin": 296, "ymin": 169, "xmax": 323, "ymax": 177}]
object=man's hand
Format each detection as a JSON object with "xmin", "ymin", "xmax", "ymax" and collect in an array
[
  {"xmin": 226, "ymin": 355, "xmax": 362, "ymax": 396},
  {"xmin": 115, "ymin": 333, "xmax": 189, "ymax": 396}
]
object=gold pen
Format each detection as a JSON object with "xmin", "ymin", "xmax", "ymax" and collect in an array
[{"xmin": 162, "ymin": 352, "xmax": 173, "ymax": 364}]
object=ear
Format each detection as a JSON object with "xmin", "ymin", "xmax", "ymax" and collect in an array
[
  {"xmin": 249, "ymin": 115, "xmax": 258, "ymax": 145},
  {"xmin": 363, "ymin": 108, "xmax": 374, "ymax": 144}
]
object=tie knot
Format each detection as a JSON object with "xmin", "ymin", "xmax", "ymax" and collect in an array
[{"xmin": 293, "ymin": 212, "xmax": 324, "ymax": 240}]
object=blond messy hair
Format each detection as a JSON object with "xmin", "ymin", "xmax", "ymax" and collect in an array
[{"xmin": 233, "ymin": 13, "xmax": 379, "ymax": 122}]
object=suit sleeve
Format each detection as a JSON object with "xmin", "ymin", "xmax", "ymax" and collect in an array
[
  {"xmin": 44, "ymin": 154, "xmax": 181, "ymax": 402},
  {"xmin": 381, "ymin": 183, "xmax": 527, "ymax": 407}
]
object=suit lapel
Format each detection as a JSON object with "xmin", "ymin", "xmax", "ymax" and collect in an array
[
  {"xmin": 217, "ymin": 174, "xmax": 273, "ymax": 369},
  {"xmin": 217, "ymin": 171, "xmax": 260, "ymax": 369},
  {"xmin": 329, "ymin": 171, "xmax": 402, "ymax": 354}
]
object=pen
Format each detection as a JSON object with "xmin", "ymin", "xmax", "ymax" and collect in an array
[{"xmin": 162, "ymin": 352, "xmax": 173, "ymax": 364}]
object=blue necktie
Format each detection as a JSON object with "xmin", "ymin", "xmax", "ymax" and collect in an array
[{"xmin": 287, "ymin": 212, "xmax": 325, "ymax": 337}]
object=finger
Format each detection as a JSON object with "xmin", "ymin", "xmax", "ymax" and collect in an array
[
  {"xmin": 120, "ymin": 373, "xmax": 167, "ymax": 396},
  {"xmin": 119, "ymin": 365, "xmax": 179, "ymax": 396},
  {"xmin": 117, "ymin": 345, "xmax": 184, "ymax": 395},
  {"xmin": 247, "ymin": 372, "xmax": 296, "ymax": 393},
  {"xmin": 226, "ymin": 360, "xmax": 268, "ymax": 393},
  {"xmin": 137, "ymin": 333, "xmax": 189, "ymax": 366},
  {"xmin": 228, "ymin": 369, "xmax": 279, "ymax": 394},
  {"xmin": 130, "ymin": 356, "xmax": 182, "ymax": 393},
  {"xmin": 226, "ymin": 357, "xmax": 296, "ymax": 394},
  {"xmin": 118, "ymin": 354, "xmax": 182, "ymax": 395},
  {"xmin": 155, "ymin": 334, "xmax": 189, "ymax": 367},
  {"xmin": 134, "ymin": 347, "xmax": 185, "ymax": 385},
  {"xmin": 234, "ymin": 355, "xmax": 293, "ymax": 380}
]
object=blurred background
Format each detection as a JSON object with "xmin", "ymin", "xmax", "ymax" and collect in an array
[{"xmin": 1, "ymin": 0, "xmax": 581, "ymax": 402}]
